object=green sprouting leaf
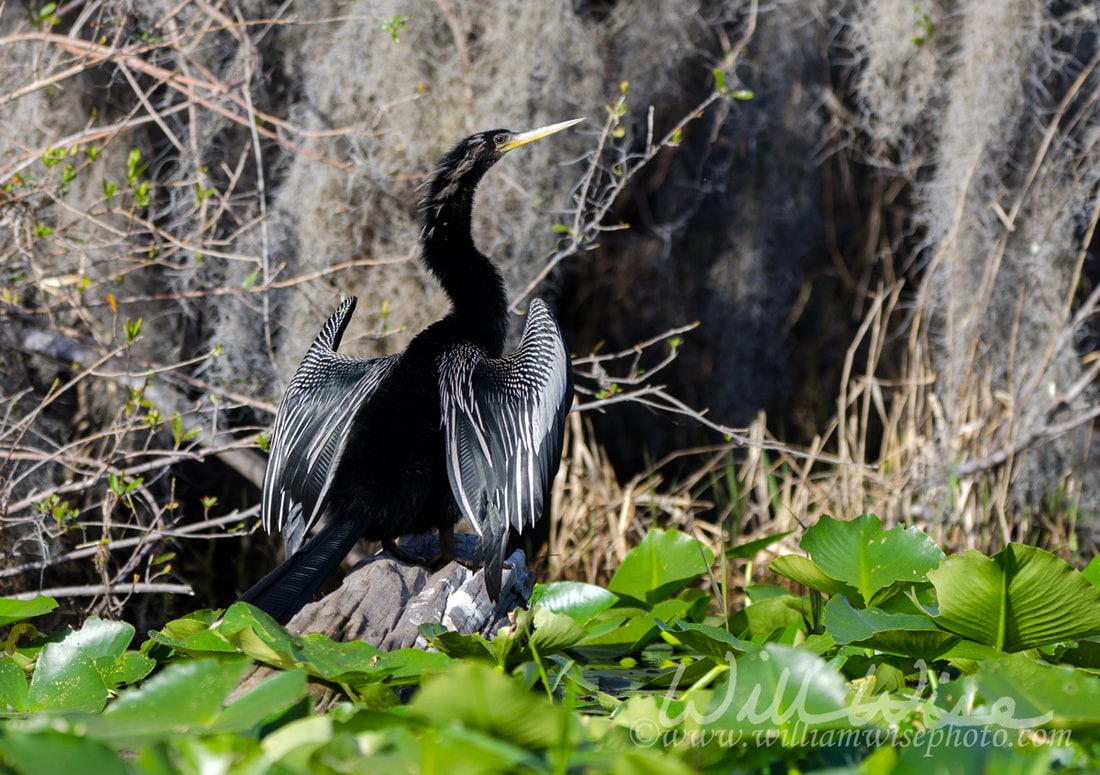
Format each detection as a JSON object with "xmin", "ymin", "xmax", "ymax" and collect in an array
[
  {"xmin": 712, "ymin": 68, "xmax": 728, "ymax": 94},
  {"xmin": 241, "ymin": 268, "xmax": 259, "ymax": 289},
  {"xmin": 801, "ymin": 514, "xmax": 944, "ymax": 606},
  {"xmin": 528, "ymin": 581, "xmax": 619, "ymax": 625},
  {"xmin": 124, "ymin": 316, "xmax": 141, "ymax": 344},
  {"xmin": 926, "ymin": 543, "xmax": 1100, "ymax": 652},
  {"xmin": 608, "ymin": 528, "xmax": 714, "ymax": 606},
  {"xmin": 125, "ymin": 148, "xmax": 145, "ymax": 184},
  {"xmin": 0, "ymin": 595, "xmax": 57, "ymax": 627},
  {"xmin": 823, "ymin": 595, "xmax": 957, "ymax": 659},
  {"xmin": 378, "ymin": 14, "xmax": 408, "ymax": 43},
  {"xmin": 102, "ymin": 179, "xmax": 116, "ymax": 203},
  {"xmin": 133, "ymin": 180, "xmax": 150, "ymax": 208}
]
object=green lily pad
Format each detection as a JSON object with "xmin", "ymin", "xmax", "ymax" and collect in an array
[
  {"xmin": 728, "ymin": 595, "xmax": 808, "ymax": 640},
  {"xmin": 529, "ymin": 581, "xmax": 619, "ymax": 624},
  {"xmin": 99, "ymin": 656, "xmax": 252, "ymax": 739},
  {"xmin": 927, "ymin": 544, "xmax": 1100, "ymax": 652},
  {"xmin": 702, "ymin": 644, "xmax": 853, "ymax": 733},
  {"xmin": 27, "ymin": 642, "xmax": 108, "ymax": 713},
  {"xmin": 823, "ymin": 595, "xmax": 958, "ymax": 659},
  {"xmin": 0, "ymin": 729, "xmax": 127, "ymax": 775},
  {"xmin": 411, "ymin": 662, "xmax": 582, "ymax": 750},
  {"xmin": 801, "ymin": 514, "xmax": 944, "ymax": 606},
  {"xmin": 974, "ymin": 653, "xmax": 1100, "ymax": 727},
  {"xmin": 608, "ymin": 529, "xmax": 714, "ymax": 606},
  {"xmin": 207, "ymin": 668, "xmax": 308, "ymax": 734}
]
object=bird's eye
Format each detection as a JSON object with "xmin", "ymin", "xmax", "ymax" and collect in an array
[{"xmin": 493, "ymin": 133, "xmax": 507, "ymax": 146}]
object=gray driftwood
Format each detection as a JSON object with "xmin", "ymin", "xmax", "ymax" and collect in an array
[{"xmin": 234, "ymin": 532, "xmax": 533, "ymax": 709}]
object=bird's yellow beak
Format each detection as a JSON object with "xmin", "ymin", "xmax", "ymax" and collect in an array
[{"xmin": 500, "ymin": 118, "xmax": 584, "ymax": 153}]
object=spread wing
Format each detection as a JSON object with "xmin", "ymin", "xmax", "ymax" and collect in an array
[
  {"xmin": 439, "ymin": 298, "xmax": 573, "ymax": 598},
  {"xmin": 261, "ymin": 297, "xmax": 401, "ymax": 555}
]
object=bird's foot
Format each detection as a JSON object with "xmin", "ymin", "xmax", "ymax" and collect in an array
[
  {"xmin": 382, "ymin": 528, "xmax": 461, "ymax": 568},
  {"xmin": 382, "ymin": 538, "xmax": 430, "ymax": 565}
]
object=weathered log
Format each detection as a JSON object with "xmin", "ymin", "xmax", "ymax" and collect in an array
[{"xmin": 233, "ymin": 533, "xmax": 533, "ymax": 709}]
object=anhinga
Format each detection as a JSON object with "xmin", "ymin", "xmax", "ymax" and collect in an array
[{"xmin": 238, "ymin": 119, "xmax": 580, "ymax": 624}]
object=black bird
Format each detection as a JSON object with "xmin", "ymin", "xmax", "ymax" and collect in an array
[{"xmin": 238, "ymin": 119, "xmax": 580, "ymax": 624}]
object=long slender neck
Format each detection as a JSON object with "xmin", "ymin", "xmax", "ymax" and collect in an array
[{"xmin": 419, "ymin": 165, "xmax": 509, "ymax": 356}]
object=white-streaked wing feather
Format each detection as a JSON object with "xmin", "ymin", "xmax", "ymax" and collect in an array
[
  {"xmin": 439, "ymin": 299, "xmax": 573, "ymax": 545},
  {"xmin": 260, "ymin": 298, "xmax": 400, "ymax": 556}
]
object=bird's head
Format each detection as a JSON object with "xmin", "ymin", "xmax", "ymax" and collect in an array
[{"xmin": 422, "ymin": 118, "xmax": 583, "ymax": 217}]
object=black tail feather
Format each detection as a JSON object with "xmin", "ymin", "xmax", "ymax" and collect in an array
[{"xmin": 237, "ymin": 518, "xmax": 365, "ymax": 625}]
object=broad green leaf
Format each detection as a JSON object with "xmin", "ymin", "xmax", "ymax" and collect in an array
[
  {"xmin": 893, "ymin": 728, "xmax": 1056, "ymax": 775},
  {"xmin": 0, "ymin": 730, "xmax": 127, "ymax": 775},
  {"xmin": 207, "ymin": 668, "xmax": 308, "ymax": 734},
  {"xmin": 529, "ymin": 581, "xmax": 619, "ymax": 624},
  {"xmin": 608, "ymin": 528, "xmax": 714, "ymax": 606},
  {"xmin": 1083, "ymin": 555, "xmax": 1100, "ymax": 593},
  {"xmin": 293, "ymin": 633, "xmax": 384, "ymax": 680},
  {"xmin": 99, "ymin": 656, "xmax": 252, "ymax": 738},
  {"xmin": 57, "ymin": 616, "xmax": 143, "ymax": 688},
  {"xmin": 0, "ymin": 596, "xmax": 57, "ymax": 627},
  {"xmin": 411, "ymin": 662, "xmax": 581, "ymax": 750},
  {"xmin": 975, "ymin": 653, "xmax": 1100, "ymax": 727},
  {"xmin": 527, "ymin": 605, "xmax": 589, "ymax": 654},
  {"xmin": 801, "ymin": 514, "xmax": 945, "ymax": 605},
  {"xmin": 27, "ymin": 642, "xmax": 108, "ymax": 713},
  {"xmin": 927, "ymin": 544, "xmax": 1100, "ymax": 652},
  {"xmin": 702, "ymin": 644, "xmax": 853, "ymax": 733},
  {"xmin": 0, "ymin": 659, "xmax": 29, "ymax": 711},
  {"xmin": 261, "ymin": 714, "xmax": 334, "ymax": 765},
  {"xmin": 768, "ymin": 554, "xmax": 860, "ymax": 602},
  {"xmin": 823, "ymin": 595, "xmax": 958, "ymax": 659}
]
